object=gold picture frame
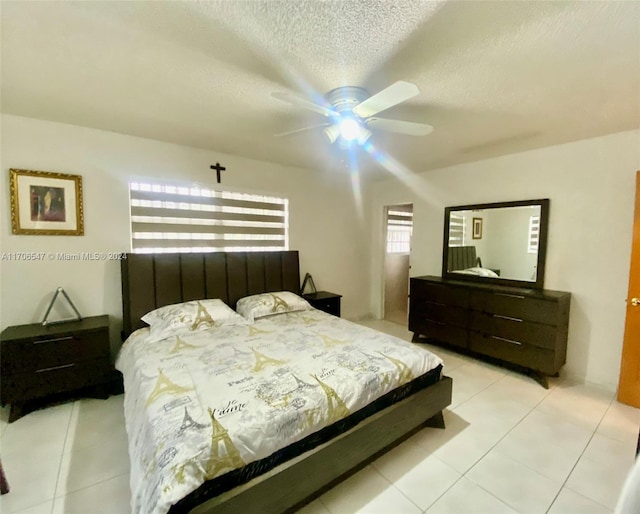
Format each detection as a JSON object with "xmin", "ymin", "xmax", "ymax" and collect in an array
[
  {"xmin": 10, "ymin": 168, "xmax": 84, "ymax": 236},
  {"xmin": 472, "ymin": 217, "xmax": 483, "ymax": 239}
]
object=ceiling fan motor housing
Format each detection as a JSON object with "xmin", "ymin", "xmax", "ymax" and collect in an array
[{"xmin": 325, "ymin": 86, "xmax": 370, "ymax": 114}]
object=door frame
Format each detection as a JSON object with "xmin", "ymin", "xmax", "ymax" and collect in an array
[
  {"xmin": 381, "ymin": 203, "xmax": 413, "ymax": 321},
  {"xmin": 617, "ymin": 170, "xmax": 640, "ymax": 407}
]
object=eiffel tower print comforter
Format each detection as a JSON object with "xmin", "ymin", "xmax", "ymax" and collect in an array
[{"xmin": 116, "ymin": 308, "xmax": 443, "ymax": 514}]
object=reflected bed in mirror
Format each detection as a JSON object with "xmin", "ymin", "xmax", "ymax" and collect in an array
[{"xmin": 442, "ymin": 199, "xmax": 550, "ymax": 289}]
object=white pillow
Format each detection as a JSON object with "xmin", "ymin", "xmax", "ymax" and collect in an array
[
  {"xmin": 141, "ymin": 299, "xmax": 246, "ymax": 343},
  {"xmin": 235, "ymin": 291, "xmax": 311, "ymax": 322}
]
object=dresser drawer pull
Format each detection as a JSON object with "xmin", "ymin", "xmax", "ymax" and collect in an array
[
  {"xmin": 425, "ymin": 300, "xmax": 446, "ymax": 307},
  {"xmin": 493, "ymin": 314, "xmax": 523, "ymax": 322},
  {"xmin": 36, "ymin": 363, "xmax": 76, "ymax": 373},
  {"xmin": 426, "ymin": 318, "xmax": 446, "ymax": 326},
  {"xmin": 33, "ymin": 336, "xmax": 74, "ymax": 344},
  {"xmin": 494, "ymin": 293, "xmax": 525, "ymax": 299},
  {"xmin": 490, "ymin": 335, "xmax": 522, "ymax": 346}
]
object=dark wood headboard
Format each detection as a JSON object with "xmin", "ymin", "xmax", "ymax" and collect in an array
[
  {"xmin": 121, "ymin": 251, "xmax": 300, "ymax": 338},
  {"xmin": 447, "ymin": 246, "xmax": 477, "ymax": 271}
]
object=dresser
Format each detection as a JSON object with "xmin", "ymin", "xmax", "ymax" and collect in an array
[
  {"xmin": 409, "ymin": 276, "xmax": 570, "ymax": 387},
  {"xmin": 303, "ymin": 291, "xmax": 342, "ymax": 317},
  {"xmin": 0, "ymin": 315, "xmax": 112, "ymax": 422}
]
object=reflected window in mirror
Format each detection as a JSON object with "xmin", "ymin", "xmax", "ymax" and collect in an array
[{"xmin": 442, "ymin": 199, "xmax": 549, "ymax": 289}]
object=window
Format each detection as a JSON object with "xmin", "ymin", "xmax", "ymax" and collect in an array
[
  {"xmin": 448, "ymin": 214, "xmax": 465, "ymax": 247},
  {"xmin": 386, "ymin": 209, "xmax": 413, "ymax": 253},
  {"xmin": 528, "ymin": 215, "xmax": 540, "ymax": 253},
  {"xmin": 129, "ymin": 181, "xmax": 288, "ymax": 253}
]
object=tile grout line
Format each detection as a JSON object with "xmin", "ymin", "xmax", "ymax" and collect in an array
[
  {"xmin": 415, "ymin": 379, "xmax": 557, "ymax": 513},
  {"xmin": 543, "ymin": 393, "xmax": 618, "ymax": 514},
  {"xmin": 446, "ymin": 380, "xmax": 559, "ymax": 513},
  {"xmin": 51, "ymin": 400, "xmax": 77, "ymax": 514}
]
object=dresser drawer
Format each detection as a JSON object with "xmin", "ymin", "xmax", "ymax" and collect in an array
[
  {"xmin": 470, "ymin": 311, "xmax": 558, "ymax": 350},
  {"xmin": 1, "ymin": 329, "xmax": 110, "ymax": 374},
  {"xmin": 410, "ymin": 299, "xmax": 469, "ymax": 328},
  {"xmin": 1, "ymin": 357, "xmax": 111, "ymax": 403},
  {"xmin": 469, "ymin": 291, "xmax": 560, "ymax": 325},
  {"xmin": 468, "ymin": 332, "xmax": 557, "ymax": 374},
  {"xmin": 411, "ymin": 280, "xmax": 469, "ymax": 308},
  {"xmin": 410, "ymin": 318, "xmax": 468, "ymax": 349}
]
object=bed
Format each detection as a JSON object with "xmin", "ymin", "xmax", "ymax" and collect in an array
[
  {"xmin": 118, "ymin": 251, "xmax": 452, "ymax": 514},
  {"xmin": 448, "ymin": 246, "xmax": 499, "ymax": 277}
]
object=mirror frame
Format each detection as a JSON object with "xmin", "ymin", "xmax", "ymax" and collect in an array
[{"xmin": 441, "ymin": 198, "xmax": 550, "ymax": 290}]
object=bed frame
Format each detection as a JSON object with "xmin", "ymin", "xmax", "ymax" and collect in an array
[{"xmin": 121, "ymin": 251, "xmax": 452, "ymax": 514}]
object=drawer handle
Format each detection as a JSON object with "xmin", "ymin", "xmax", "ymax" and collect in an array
[
  {"xmin": 493, "ymin": 314, "xmax": 523, "ymax": 322},
  {"xmin": 427, "ymin": 319, "xmax": 446, "ymax": 326},
  {"xmin": 490, "ymin": 335, "xmax": 522, "ymax": 346},
  {"xmin": 33, "ymin": 336, "xmax": 74, "ymax": 344},
  {"xmin": 426, "ymin": 300, "xmax": 446, "ymax": 307},
  {"xmin": 494, "ymin": 293, "xmax": 525, "ymax": 299},
  {"xmin": 36, "ymin": 363, "xmax": 76, "ymax": 373}
]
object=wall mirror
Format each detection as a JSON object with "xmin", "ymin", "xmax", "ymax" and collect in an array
[{"xmin": 442, "ymin": 199, "xmax": 550, "ymax": 289}]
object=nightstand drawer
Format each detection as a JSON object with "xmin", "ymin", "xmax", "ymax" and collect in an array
[
  {"xmin": 312, "ymin": 298, "xmax": 340, "ymax": 316},
  {"xmin": 303, "ymin": 292, "xmax": 342, "ymax": 317},
  {"xmin": 1, "ymin": 329, "xmax": 110, "ymax": 374},
  {"xmin": 1, "ymin": 357, "xmax": 111, "ymax": 403}
]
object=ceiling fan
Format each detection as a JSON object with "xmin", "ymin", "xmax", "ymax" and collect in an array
[{"xmin": 272, "ymin": 81, "xmax": 434, "ymax": 145}]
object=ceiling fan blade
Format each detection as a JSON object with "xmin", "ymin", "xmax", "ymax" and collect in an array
[
  {"xmin": 352, "ymin": 81, "xmax": 420, "ymax": 118},
  {"xmin": 323, "ymin": 124, "xmax": 341, "ymax": 144},
  {"xmin": 272, "ymin": 92, "xmax": 338, "ymax": 117},
  {"xmin": 275, "ymin": 122, "xmax": 330, "ymax": 137},
  {"xmin": 366, "ymin": 117, "xmax": 434, "ymax": 136}
]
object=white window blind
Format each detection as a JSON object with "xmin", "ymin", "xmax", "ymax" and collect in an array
[
  {"xmin": 129, "ymin": 181, "xmax": 288, "ymax": 253},
  {"xmin": 528, "ymin": 215, "xmax": 540, "ymax": 253},
  {"xmin": 448, "ymin": 214, "xmax": 465, "ymax": 247},
  {"xmin": 386, "ymin": 209, "xmax": 413, "ymax": 254}
]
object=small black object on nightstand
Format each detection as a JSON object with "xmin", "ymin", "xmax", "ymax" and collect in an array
[
  {"xmin": 303, "ymin": 291, "xmax": 342, "ymax": 317},
  {"xmin": 0, "ymin": 315, "xmax": 113, "ymax": 422}
]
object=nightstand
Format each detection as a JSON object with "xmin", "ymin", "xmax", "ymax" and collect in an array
[
  {"xmin": 0, "ymin": 315, "xmax": 112, "ymax": 422},
  {"xmin": 303, "ymin": 291, "xmax": 342, "ymax": 317}
]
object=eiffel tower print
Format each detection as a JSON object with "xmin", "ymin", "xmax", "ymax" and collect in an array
[
  {"xmin": 379, "ymin": 352, "xmax": 415, "ymax": 384},
  {"xmin": 291, "ymin": 374, "xmax": 314, "ymax": 392},
  {"xmin": 145, "ymin": 369, "xmax": 193, "ymax": 406},
  {"xmin": 319, "ymin": 334, "xmax": 346, "ymax": 348},
  {"xmin": 204, "ymin": 407, "xmax": 245, "ymax": 479},
  {"xmin": 191, "ymin": 301, "xmax": 216, "ymax": 330},
  {"xmin": 170, "ymin": 336, "xmax": 198, "ymax": 354},
  {"xmin": 251, "ymin": 347, "xmax": 286, "ymax": 372},
  {"xmin": 269, "ymin": 293, "xmax": 289, "ymax": 313},
  {"xmin": 311, "ymin": 374, "xmax": 350, "ymax": 423},
  {"xmin": 300, "ymin": 314, "xmax": 320, "ymax": 325},
  {"xmin": 176, "ymin": 407, "xmax": 208, "ymax": 436},
  {"xmin": 247, "ymin": 324, "xmax": 271, "ymax": 337}
]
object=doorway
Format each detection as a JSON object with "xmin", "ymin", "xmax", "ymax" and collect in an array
[
  {"xmin": 383, "ymin": 204, "xmax": 413, "ymax": 325},
  {"xmin": 617, "ymin": 171, "xmax": 640, "ymax": 408}
]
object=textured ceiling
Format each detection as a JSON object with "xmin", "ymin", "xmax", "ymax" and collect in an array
[{"xmin": 2, "ymin": 1, "xmax": 639, "ymax": 178}]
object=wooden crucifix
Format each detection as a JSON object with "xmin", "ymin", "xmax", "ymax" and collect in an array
[{"xmin": 210, "ymin": 162, "xmax": 227, "ymax": 183}]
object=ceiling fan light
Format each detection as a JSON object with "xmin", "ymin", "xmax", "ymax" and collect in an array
[
  {"xmin": 339, "ymin": 118, "xmax": 361, "ymax": 141},
  {"xmin": 323, "ymin": 124, "xmax": 341, "ymax": 144}
]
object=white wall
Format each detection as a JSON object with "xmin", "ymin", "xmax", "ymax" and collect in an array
[
  {"xmin": 0, "ymin": 114, "xmax": 372, "ymax": 356},
  {"xmin": 367, "ymin": 130, "xmax": 640, "ymax": 389}
]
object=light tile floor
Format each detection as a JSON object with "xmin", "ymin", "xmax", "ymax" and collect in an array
[{"xmin": 1, "ymin": 319, "xmax": 638, "ymax": 514}]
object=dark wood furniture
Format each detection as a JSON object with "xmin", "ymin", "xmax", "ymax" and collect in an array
[
  {"xmin": 303, "ymin": 291, "xmax": 342, "ymax": 317},
  {"xmin": 410, "ymin": 276, "xmax": 570, "ymax": 388},
  {"xmin": 0, "ymin": 315, "xmax": 112, "ymax": 422},
  {"xmin": 121, "ymin": 251, "xmax": 452, "ymax": 514}
]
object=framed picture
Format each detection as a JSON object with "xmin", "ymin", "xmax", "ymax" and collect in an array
[
  {"xmin": 10, "ymin": 168, "xmax": 84, "ymax": 236},
  {"xmin": 472, "ymin": 217, "xmax": 483, "ymax": 239}
]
